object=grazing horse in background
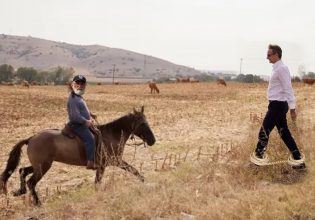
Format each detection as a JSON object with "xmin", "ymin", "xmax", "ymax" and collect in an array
[
  {"xmin": 21, "ymin": 80, "xmax": 30, "ymax": 88},
  {"xmin": 176, "ymin": 77, "xmax": 190, "ymax": 83},
  {"xmin": 217, "ymin": 79, "xmax": 227, "ymax": 87},
  {"xmin": 303, "ymin": 78, "xmax": 315, "ymax": 85},
  {"xmin": 31, "ymin": 81, "xmax": 40, "ymax": 86},
  {"xmin": 149, "ymin": 82, "xmax": 160, "ymax": 94},
  {"xmin": 0, "ymin": 107, "xmax": 155, "ymax": 205}
]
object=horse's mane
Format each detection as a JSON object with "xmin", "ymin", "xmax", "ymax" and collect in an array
[{"xmin": 98, "ymin": 113, "xmax": 135, "ymax": 131}]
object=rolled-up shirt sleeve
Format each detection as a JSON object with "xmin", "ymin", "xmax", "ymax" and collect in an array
[{"xmin": 278, "ymin": 66, "xmax": 296, "ymax": 109}]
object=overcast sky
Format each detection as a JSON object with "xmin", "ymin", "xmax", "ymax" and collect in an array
[{"xmin": 1, "ymin": 0, "xmax": 314, "ymax": 75}]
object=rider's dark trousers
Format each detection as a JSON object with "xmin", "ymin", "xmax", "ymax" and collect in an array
[{"xmin": 69, "ymin": 122, "xmax": 95, "ymax": 161}]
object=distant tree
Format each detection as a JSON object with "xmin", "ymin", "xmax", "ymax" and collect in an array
[
  {"xmin": 53, "ymin": 66, "xmax": 74, "ymax": 85},
  {"xmin": 253, "ymin": 75, "xmax": 264, "ymax": 83},
  {"xmin": 0, "ymin": 64, "xmax": 14, "ymax": 82},
  {"xmin": 16, "ymin": 67, "xmax": 38, "ymax": 82},
  {"xmin": 236, "ymin": 74, "xmax": 246, "ymax": 82},
  {"xmin": 292, "ymin": 76, "xmax": 301, "ymax": 82},
  {"xmin": 37, "ymin": 70, "xmax": 52, "ymax": 83},
  {"xmin": 223, "ymin": 76, "xmax": 231, "ymax": 81},
  {"xmin": 133, "ymin": 68, "xmax": 141, "ymax": 73},
  {"xmin": 235, "ymin": 74, "xmax": 264, "ymax": 83},
  {"xmin": 244, "ymin": 74, "xmax": 254, "ymax": 83},
  {"xmin": 304, "ymin": 72, "xmax": 315, "ymax": 79}
]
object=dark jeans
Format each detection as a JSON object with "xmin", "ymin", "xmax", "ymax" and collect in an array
[
  {"xmin": 255, "ymin": 101, "xmax": 301, "ymax": 159},
  {"xmin": 68, "ymin": 122, "xmax": 95, "ymax": 161}
]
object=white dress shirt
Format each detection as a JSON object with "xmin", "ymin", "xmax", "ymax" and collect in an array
[{"xmin": 267, "ymin": 60, "xmax": 296, "ymax": 109}]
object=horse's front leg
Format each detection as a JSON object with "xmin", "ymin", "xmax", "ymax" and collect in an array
[
  {"xmin": 118, "ymin": 160, "xmax": 144, "ymax": 182},
  {"xmin": 95, "ymin": 166, "xmax": 106, "ymax": 184}
]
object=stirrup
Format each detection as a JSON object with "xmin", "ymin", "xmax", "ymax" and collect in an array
[
  {"xmin": 250, "ymin": 152, "xmax": 269, "ymax": 166},
  {"xmin": 287, "ymin": 154, "xmax": 305, "ymax": 167}
]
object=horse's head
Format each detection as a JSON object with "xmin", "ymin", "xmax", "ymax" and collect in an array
[{"xmin": 131, "ymin": 106, "xmax": 156, "ymax": 146}]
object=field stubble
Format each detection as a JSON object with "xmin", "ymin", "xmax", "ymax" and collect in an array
[{"xmin": 0, "ymin": 82, "xmax": 314, "ymax": 219}]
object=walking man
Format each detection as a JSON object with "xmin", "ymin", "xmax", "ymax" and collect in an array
[{"xmin": 250, "ymin": 44, "xmax": 305, "ymax": 169}]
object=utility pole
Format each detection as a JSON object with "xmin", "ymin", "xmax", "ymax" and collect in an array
[
  {"xmin": 240, "ymin": 58, "xmax": 243, "ymax": 74},
  {"xmin": 112, "ymin": 64, "xmax": 116, "ymax": 84},
  {"xmin": 143, "ymin": 55, "xmax": 147, "ymax": 76}
]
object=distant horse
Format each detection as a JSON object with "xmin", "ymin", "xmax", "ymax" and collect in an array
[
  {"xmin": 1, "ymin": 81, "xmax": 14, "ymax": 86},
  {"xmin": 189, "ymin": 78, "xmax": 199, "ymax": 83},
  {"xmin": 0, "ymin": 107, "xmax": 155, "ymax": 205},
  {"xmin": 31, "ymin": 81, "xmax": 40, "ymax": 86},
  {"xmin": 303, "ymin": 78, "xmax": 315, "ymax": 85},
  {"xmin": 21, "ymin": 80, "xmax": 30, "ymax": 88},
  {"xmin": 149, "ymin": 82, "xmax": 160, "ymax": 94},
  {"xmin": 176, "ymin": 77, "xmax": 190, "ymax": 83},
  {"xmin": 217, "ymin": 79, "xmax": 227, "ymax": 87}
]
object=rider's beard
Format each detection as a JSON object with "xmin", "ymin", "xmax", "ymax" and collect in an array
[
  {"xmin": 73, "ymin": 88, "xmax": 85, "ymax": 96},
  {"xmin": 71, "ymin": 83, "xmax": 85, "ymax": 96}
]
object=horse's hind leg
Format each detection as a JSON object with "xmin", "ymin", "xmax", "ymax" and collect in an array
[
  {"xmin": 13, "ymin": 166, "xmax": 33, "ymax": 196},
  {"xmin": 118, "ymin": 160, "xmax": 144, "ymax": 182},
  {"xmin": 27, "ymin": 162, "xmax": 52, "ymax": 205}
]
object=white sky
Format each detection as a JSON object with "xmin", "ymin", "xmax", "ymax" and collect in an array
[{"xmin": 1, "ymin": 0, "xmax": 315, "ymax": 75}]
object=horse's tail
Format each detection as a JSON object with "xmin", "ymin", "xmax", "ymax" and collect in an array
[
  {"xmin": 155, "ymin": 86, "xmax": 160, "ymax": 93},
  {"xmin": 0, "ymin": 137, "xmax": 31, "ymax": 194}
]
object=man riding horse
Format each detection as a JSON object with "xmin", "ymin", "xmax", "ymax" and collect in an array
[{"xmin": 68, "ymin": 75, "xmax": 98, "ymax": 169}]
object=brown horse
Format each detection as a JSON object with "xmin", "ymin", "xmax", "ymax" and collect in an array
[
  {"xmin": 21, "ymin": 80, "xmax": 30, "ymax": 88},
  {"xmin": 217, "ymin": 79, "xmax": 227, "ymax": 87},
  {"xmin": 176, "ymin": 77, "xmax": 190, "ymax": 83},
  {"xmin": 0, "ymin": 107, "xmax": 155, "ymax": 205},
  {"xmin": 149, "ymin": 82, "xmax": 160, "ymax": 94},
  {"xmin": 303, "ymin": 78, "xmax": 315, "ymax": 85}
]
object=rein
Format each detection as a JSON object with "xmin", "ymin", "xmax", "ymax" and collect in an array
[{"xmin": 127, "ymin": 134, "xmax": 147, "ymax": 147}]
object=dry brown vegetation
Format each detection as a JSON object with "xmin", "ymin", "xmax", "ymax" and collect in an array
[{"xmin": 0, "ymin": 82, "xmax": 314, "ymax": 219}]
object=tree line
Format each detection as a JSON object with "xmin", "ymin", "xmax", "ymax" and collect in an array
[
  {"xmin": 176, "ymin": 72, "xmax": 315, "ymax": 83},
  {"xmin": 0, "ymin": 64, "xmax": 74, "ymax": 85}
]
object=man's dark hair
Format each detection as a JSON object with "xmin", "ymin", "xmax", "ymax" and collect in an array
[{"xmin": 269, "ymin": 44, "xmax": 282, "ymax": 59}]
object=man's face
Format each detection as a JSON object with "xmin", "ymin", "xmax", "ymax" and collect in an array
[
  {"xmin": 72, "ymin": 81, "xmax": 86, "ymax": 90},
  {"xmin": 267, "ymin": 49, "xmax": 279, "ymax": 64}
]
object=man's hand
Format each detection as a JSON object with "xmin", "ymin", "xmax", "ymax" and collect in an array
[
  {"xmin": 85, "ymin": 119, "xmax": 94, "ymax": 127},
  {"xmin": 290, "ymin": 109, "xmax": 297, "ymax": 121},
  {"xmin": 90, "ymin": 113, "xmax": 97, "ymax": 120}
]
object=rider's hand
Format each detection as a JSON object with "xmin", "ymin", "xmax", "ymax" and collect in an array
[
  {"xmin": 90, "ymin": 113, "xmax": 97, "ymax": 120},
  {"xmin": 85, "ymin": 119, "xmax": 93, "ymax": 127}
]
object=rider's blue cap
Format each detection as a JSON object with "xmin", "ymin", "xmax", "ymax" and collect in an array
[{"xmin": 73, "ymin": 75, "xmax": 86, "ymax": 83}]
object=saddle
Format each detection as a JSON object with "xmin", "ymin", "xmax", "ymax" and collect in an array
[
  {"xmin": 62, "ymin": 124, "xmax": 105, "ymax": 165},
  {"xmin": 62, "ymin": 124, "xmax": 76, "ymax": 139}
]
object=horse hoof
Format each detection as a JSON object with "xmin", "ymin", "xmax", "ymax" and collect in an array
[
  {"xmin": 0, "ymin": 181, "xmax": 7, "ymax": 195},
  {"xmin": 34, "ymin": 200, "xmax": 42, "ymax": 206},
  {"xmin": 139, "ymin": 176, "xmax": 145, "ymax": 182},
  {"xmin": 12, "ymin": 189, "xmax": 26, "ymax": 197}
]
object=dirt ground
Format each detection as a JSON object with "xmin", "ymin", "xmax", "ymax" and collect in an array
[{"xmin": 0, "ymin": 82, "xmax": 314, "ymax": 219}]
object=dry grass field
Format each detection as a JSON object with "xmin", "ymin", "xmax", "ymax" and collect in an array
[{"xmin": 0, "ymin": 82, "xmax": 314, "ymax": 219}]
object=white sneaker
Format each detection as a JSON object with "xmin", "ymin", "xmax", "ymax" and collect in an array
[
  {"xmin": 250, "ymin": 152, "xmax": 269, "ymax": 166},
  {"xmin": 288, "ymin": 154, "xmax": 306, "ymax": 170}
]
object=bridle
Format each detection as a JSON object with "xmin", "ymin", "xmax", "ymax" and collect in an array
[{"xmin": 128, "ymin": 116, "xmax": 147, "ymax": 148}]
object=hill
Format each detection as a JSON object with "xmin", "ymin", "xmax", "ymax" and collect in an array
[{"xmin": 0, "ymin": 34, "xmax": 200, "ymax": 81}]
